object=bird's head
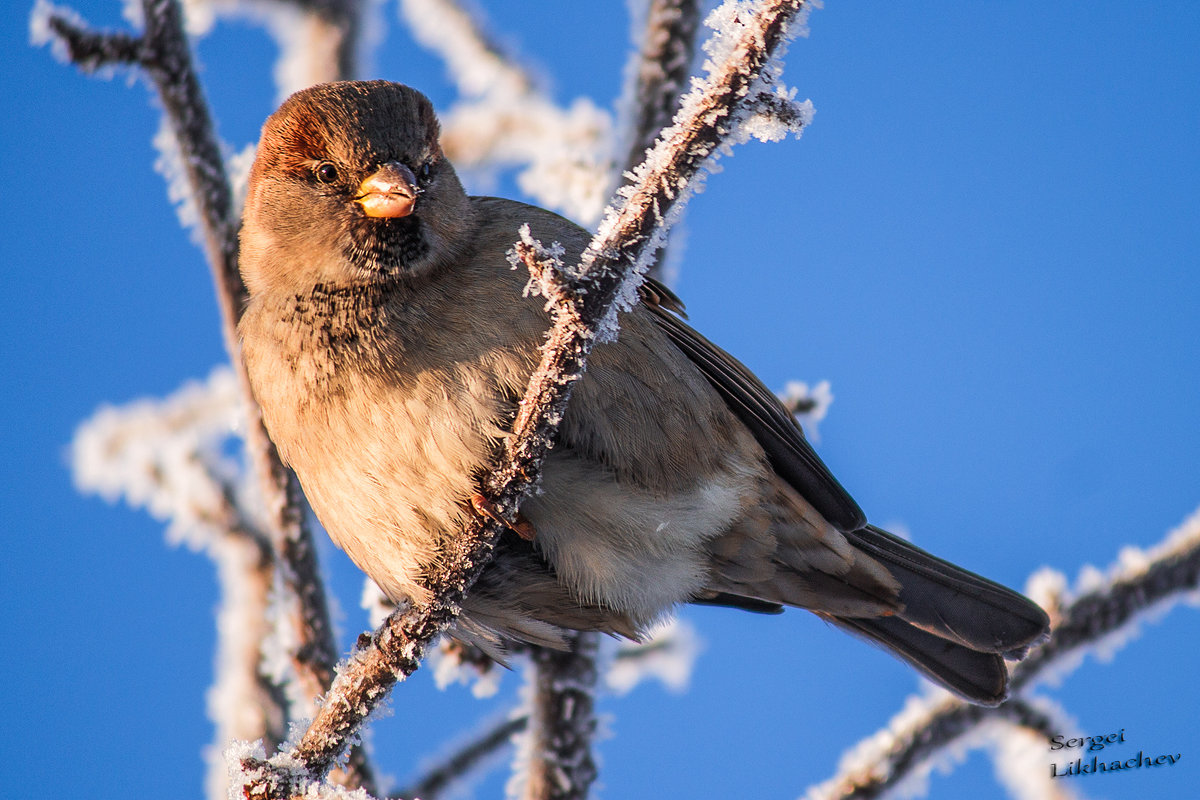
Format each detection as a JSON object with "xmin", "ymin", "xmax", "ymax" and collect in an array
[{"xmin": 240, "ymin": 80, "xmax": 477, "ymax": 296}]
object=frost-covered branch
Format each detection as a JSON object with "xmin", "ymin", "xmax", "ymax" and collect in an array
[
  {"xmin": 235, "ymin": 516, "xmax": 513, "ymax": 797},
  {"xmin": 613, "ymin": 0, "xmax": 701, "ymax": 279},
  {"xmin": 617, "ymin": 0, "xmax": 701, "ymax": 193},
  {"xmin": 70, "ymin": 368, "xmax": 287, "ymax": 800},
  {"xmin": 1011, "ymin": 507, "xmax": 1200, "ymax": 692},
  {"xmin": 803, "ymin": 695, "xmax": 1079, "ymax": 800},
  {"xmin": 803, "ymin": 506, "xmax": 1200, "ymax": 800},
  {"xmin": 585, "ymin": 0, "xmax": 812, "ymax": 314},
  {"xmin": 514, "ymin": 634, "xmax": 600, "ymax": 800}
]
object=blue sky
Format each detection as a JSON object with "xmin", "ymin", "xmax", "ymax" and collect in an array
[{"xmin": 3, "ymin": 3, "xmax": 1198, "ymax": 799}]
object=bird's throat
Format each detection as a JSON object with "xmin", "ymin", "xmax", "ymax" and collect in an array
[{"xmin": 344, "ymin": 214, "xmax": 430, "ymax": 279}]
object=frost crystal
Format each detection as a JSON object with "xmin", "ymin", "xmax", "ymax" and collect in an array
[
  {"xmin": 779, "ymin": 379, "xmax": 833, "ymax": 442},
  {"xmin": 428, "ymin": 640, "xmax": 502, "ymax": 699},
  {"xmin": 29, "ymin": 0, "xmax": 96, "ymax": 70},
  {"xmin": 696, "ymin": 1, "xmax": 814, "ymax": 148},
  {"xmin": 71, "ymin": 365, "xmax": 243, "ymax": 550},
  {"xmin": 604, "ymin": 617, "xmax": 701, "ymax": 695},
  {"xmin": 508, "ymin": 223, "xmax": 570, "ymax": 311},
  {"xmin": 154, "ymin": 117, "xmax": 204, "ymax": 241},
  {"xmin": 1034, "ymin": 505, "xmax": 1200, "ymax": 684}
]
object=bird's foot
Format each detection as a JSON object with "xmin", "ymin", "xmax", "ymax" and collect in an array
[{"xmin": 470, "ymin": 493, "xmax": 537, "ymax": 540}]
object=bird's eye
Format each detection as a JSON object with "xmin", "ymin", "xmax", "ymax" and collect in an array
[
  {"xmin": 314, "ymin": 162, "xmax": 339, "ymax": 184},
  {"xmin": 418, "ymin": 162, "xmax": 432, "ymax": 182}
]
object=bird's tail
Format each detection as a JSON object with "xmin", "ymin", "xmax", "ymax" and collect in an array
[{"xmin": 827, "ymin": 525, "xmax": 1050, "ymax": 705}]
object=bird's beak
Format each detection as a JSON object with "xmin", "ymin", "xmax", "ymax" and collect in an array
[{"xmin": 355, "ymin": 162, "xmax": 419, "ymax": 218}]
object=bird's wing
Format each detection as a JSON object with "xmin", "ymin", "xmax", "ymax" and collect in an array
[{"xmin": 640, "ymin": 278, "xmax": 866, "ymax": 532}]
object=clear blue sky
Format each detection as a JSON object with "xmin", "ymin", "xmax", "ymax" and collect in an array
[{"xmin": 3, "ymin": 3, "xmax": 1198, "ymax": 799}]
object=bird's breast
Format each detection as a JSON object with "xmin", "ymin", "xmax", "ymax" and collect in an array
[{"xmin": 240, "ymin": 287, "xmax": 523, "ymax": 602}]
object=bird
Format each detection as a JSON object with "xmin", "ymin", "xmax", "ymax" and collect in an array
[{"xmin": 238, "ymin": 80, "xmax": 1049, "ymax": 706}]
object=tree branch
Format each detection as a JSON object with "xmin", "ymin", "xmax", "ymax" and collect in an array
[
  {"xmin": 619, "ymin": 0, "xmax": 701, "ymax": 184},
  {"xmin": 615, "ymin": 0, "xmax": 701, "ymax": 280},
  {"xmin": 519, "ymin": 634, "xmax": 601, "ymax": 800}
]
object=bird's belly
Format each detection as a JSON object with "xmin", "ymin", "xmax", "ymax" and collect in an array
[{"xmin": 522, "ymin": 449, "xmax": 760, "ymax": 626}]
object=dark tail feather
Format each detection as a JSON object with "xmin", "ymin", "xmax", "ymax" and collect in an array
[
  {"xmin": 830, "ymin": 615, "xmax": 1011, "ymax": 706},
  {"xmin": 844, "ymin": 525, "xmax": 1050, "ymax": 658},
  {"xmin": 697, "ymin": 522, "xmax": 1050, "ymax": 705},
  {"xmin": 825, "ymin": 524, "xmax": 1050, "ymax": 704}
]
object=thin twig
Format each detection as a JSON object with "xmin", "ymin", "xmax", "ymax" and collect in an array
[{"xmin": 395, "ymin": 715, "xmax": 529, "ymax": 800}]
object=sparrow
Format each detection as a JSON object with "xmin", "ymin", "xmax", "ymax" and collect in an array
[{"xmin": 238, "ymin": 80, "xmax": 1049, "ymax": 705}]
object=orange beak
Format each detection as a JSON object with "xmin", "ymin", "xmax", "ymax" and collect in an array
[{"xmin": 354, "ymin": 162, "xmax": 419, "ymax": 218}]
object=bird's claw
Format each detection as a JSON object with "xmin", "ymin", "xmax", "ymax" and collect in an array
[{"xmin": 470, "ymin": 493, "xmax": 537, "ymax": 540}]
